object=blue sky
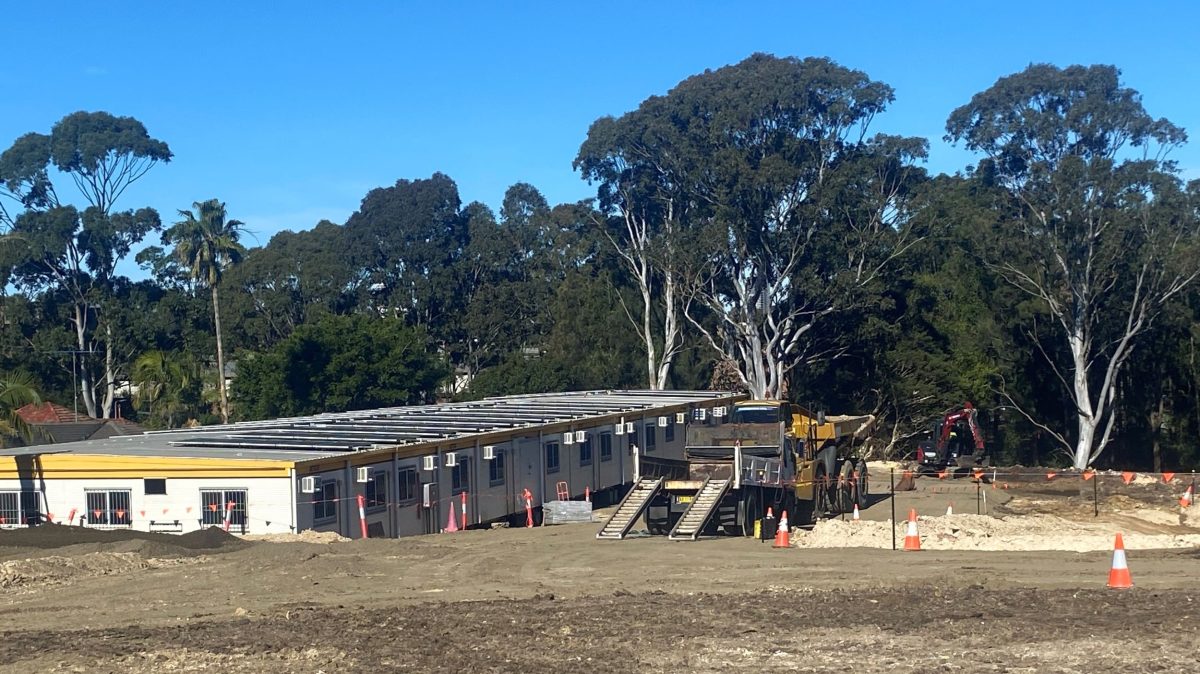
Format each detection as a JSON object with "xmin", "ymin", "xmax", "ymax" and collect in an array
[{"xmin": 4, "ymin": 2, "xmax": 1199, "ymax": 277}]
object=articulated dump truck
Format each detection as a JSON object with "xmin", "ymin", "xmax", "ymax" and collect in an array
[{"xmin": 597, "ymin": 401, "xmax": 875, "ymax": 541}]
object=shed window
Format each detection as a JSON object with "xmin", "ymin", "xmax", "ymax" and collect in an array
[
  {"xmin": 86, "ymin": 490, "xmax": 132, "ymax": 527},
  {"xmin": 488, "ymin": 451, "xmax": 506, "ymax": 486},
  {"xmin": 313, "ymin": 481, "xmax": 337, "ymax": 522},
  {"xmin": 201, "ymin": 489, "xmax": 247, "ymax": 530}
]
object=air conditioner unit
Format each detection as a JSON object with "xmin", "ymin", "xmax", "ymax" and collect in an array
[
  {"xmin": 422, "ymin": 455, "xmax": 437, "ymax": 471},
  {"xmin": 574, "ymin": 430, "xmax": 586, "ymax": 443},
  {"xmin": 625, "ymin": 422, "xmax": 634, "ymax": 433},
  {"xmin": 714, "ymin": 406, "xmax": 727, "ymax": 418},
  {"xmin": 696, "ymin": 409, "xmax": 707, "ymax": 421},
  {"xmin": 657, "ymin": 416, "xmax": 668, "ymax": 427},
  {"xmin": 675, "ymin": 412, "xmax": 685, "ymax": 424},
  {"xmin": 483, "ymin": 445, "xmax": 495, "ymax": 460},
  {"xmin": 355, "ymin": 467, "xmax": 370, "ymax": 483},
  {"xmin": 563, "ymin": 432, "xmax": 574, "ymax": 445},
  {"xmin": 615, "ymin": 423, "xmax": 625, "ymax": 435},
  {"xmin": 300, "ymin": 476, "xmax": 317, "ymax": 493},
  {"xmin": 444, "ymin": 451, "xmax": 458, "ymax": 467}
]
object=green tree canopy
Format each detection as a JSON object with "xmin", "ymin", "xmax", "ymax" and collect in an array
[{"xmin": 232, "ymin": 314, "xmax": 448, "ymax": 419}]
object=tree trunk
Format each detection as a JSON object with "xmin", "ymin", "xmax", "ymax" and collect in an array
[
  {"xmin": 1070, "ymin": 328, "xmax": 1097, "ymax": 470},
  {"xmin": 1151, "ymin": 386, "xmax": 1166, "ymax": 473},
  {"xmin": 212, "ymin": 284, "xmax": 230, "ymax": 424},
  {"xmin": 102, "ymin": 323, "xmax": 115, "ymax": 419},
  {"xmin": 73, "ymin": 303, "xmax": 97, "ymax": 418}
]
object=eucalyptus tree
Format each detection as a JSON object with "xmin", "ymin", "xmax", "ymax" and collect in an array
[
  {"xmin": 586, "ymin": 55, "xmax": 926, "ymax": 399},
  {"xmin": 164, "ymin": 199, "xmax": 247, "ymax": 424},
  {"xmin": 946, "ymin": 63, "xmax": 1200, "ymax": 469},
  {"xmin": 0, "ymin": 112, "xmax": 170, "ymax": 417},
  {"xmin": 577, "ymin": 110, "xmax": 689, "ymax": 390}
]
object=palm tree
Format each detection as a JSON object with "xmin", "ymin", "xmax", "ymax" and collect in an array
[
  {"xmin": 165, "ymin": 199, "xmax": 246, "ymax": 424},
  {"xmin": 131, "ymin": 350, "xmax": 194, "ymax": 428},
  {"xmin": 0, "ymin": 372, "xmax": 40, "ymax": 447}
]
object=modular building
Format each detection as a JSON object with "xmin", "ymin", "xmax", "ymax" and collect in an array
[{"xmin": 0, "ymin": 390, "xmax": 741, "ymax": 538}]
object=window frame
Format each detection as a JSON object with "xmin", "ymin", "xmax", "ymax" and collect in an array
[
  {"xmin": 0, "ymin": 490, "xmax": 41, "ymax": 527},
  {"xmin": 364, "ymin": 471, "xmax": 387, "ymax": 512},
  {"xmin": 200, "ymin": 488, "xmax": 247, "ymax": 529},
  {"xmin": 312, "ymin": 480, "xmax": 338, "ymax": 523},
  {"xmin": 545, "ymin": 441, "xmax": 560, "ymax": 474},
  {"xmin": 397, "ymin": 467, "xmax": 419, "ymax": 504},
  {"xmin": 85, "ymin": 489, "xmax": 132, "ymax": 527},
  {"xmin": 644, "ymin": 424, "xmax": 657, "ymax": 451},
  {"xmin": 488, "ymin": 450, "xmax": 506, "ymax": 487},
  {"xmin": 144, "ymin": 478, "xmax": 167, "ymax": 495},
  {"xmin": 451, "ymin": 458, "xmax": 471, "ymax": 495},
  {"xmin": 665, "ymin": 422, "xmax": 675, "ymax": 443},
  {"xmin": 599, "ymin": 432, "xmax": 613, "ymax": 462},
  {"xmin": 579, "ymin": 437, "xmax": 592, "ymax": 467}
]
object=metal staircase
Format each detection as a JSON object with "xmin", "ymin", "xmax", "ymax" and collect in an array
[
  {"xmin": 596, "ymin": 477, "xmax": 663, "ymax": 540},
  {"xmin": 668, "ymin": 479, "xmax": 730, "ymax": 541}
]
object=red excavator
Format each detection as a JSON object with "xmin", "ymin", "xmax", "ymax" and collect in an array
[{"xmin": 915, "ymin": 403, "xmax": 987, "ymax": 473}]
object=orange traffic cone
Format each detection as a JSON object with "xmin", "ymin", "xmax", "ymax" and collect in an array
[
  {"xmin": 903, "ymin": 509, "xmax": 921, "ymax": 551},
  {"xmin": 773, "ymin": 510, "xmax": 790, "ymax": 548},
  {"xmin": 1181, "ymin": 484, "xmax": 1194, "ymax": 509},
  {"xmin": 852, "ymin": 503, "xmax": 861, "ymax": 522},
  {"xmin": 1107, "ymin": 533, "xmax": 1132, "ymax": 589},
  {"xmin": 444, "ymin": 503, "xmax": 459, "ymax": 533}
]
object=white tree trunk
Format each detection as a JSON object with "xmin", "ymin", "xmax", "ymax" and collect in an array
[
  {"xmin": 102, "ymin": 323, "xmax": 115, "ymax": 419},
  {"xmin": 213, "ymin": 284, "xmax": 230, "ymax": 424},
  {"xmin": 73, "ymin": 302, "xmax": 97, "ymax": 418}
]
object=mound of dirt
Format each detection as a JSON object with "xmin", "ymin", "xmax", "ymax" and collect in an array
[
  {"xmin": 0, "ymin": 552, "xmax": 200, "ymax": 590},
  {"xmin": 792, "ymin": 513, "xmax": 1200, "ymax": 552},
  {"xmin": 0, "ymin": 525, "xmax": 250, "ymax": 556},
  {"xmin": 243, "ymin": 530, "xmax": 348, "ymax": 543}
]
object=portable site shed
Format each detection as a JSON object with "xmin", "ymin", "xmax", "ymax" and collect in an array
[{"xmin": 0, "ymin": 390, "xmax": 743, "ymax": 538}]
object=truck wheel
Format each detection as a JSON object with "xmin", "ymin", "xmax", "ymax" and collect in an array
[
  {"xmin": 723, "ymin": 489, "xmax": 755, "ymax": 537},
  {"xmin": 837, "ymin": 461, "xmax": 856, "ymax": 513},
  {"xmin": 810, "ymin": 465, "xmax": 830, "ymax": 522},
  {"xmin": 855, "ymin": 460, "xmax": 869, "ymax": 509}
]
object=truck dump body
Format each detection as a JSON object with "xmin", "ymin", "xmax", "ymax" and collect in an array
[{"xmin": 684, "ymin": 424, "xmax": 784, "ymax": 459}]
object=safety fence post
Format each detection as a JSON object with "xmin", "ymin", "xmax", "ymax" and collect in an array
[{"xmin": 356, "ymin": 494, "xmax": 368, "ymax": 538}]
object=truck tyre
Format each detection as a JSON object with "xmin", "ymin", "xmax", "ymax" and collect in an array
[
  {"xmin": 837, "ymin": 461, "xmax": 856, "ymax": 513},
  {"xmin": 855, "ymin": 459, "xmax": 869, "ymax": 509},
  {"xmin": 723, "ymin": 489, "xmax": 756, "ymax": 537}
]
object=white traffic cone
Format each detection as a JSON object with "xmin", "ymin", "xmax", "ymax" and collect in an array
[
  {"xmin": 852, "ymin": 503, "xmax": 861, "ymax": 522},
  {"xmin": 946, "ymin": 503, "xmax": 954, "ymax": 516}
]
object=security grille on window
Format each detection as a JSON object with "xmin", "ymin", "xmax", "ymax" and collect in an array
[
  {"xmin": 545, "ymin": 442, "xmax": 560, "ymax": 473},
  {"xmin": 201, "ymin": 489, "xmax": 247, "ymax": 529},
  {"xmin": 488, "ymin": 450, "xmax": 506, "ymax": 486},
  {"xmin": 665, "ymin": 422, "xmax": 675, "ymax": 443},
  {"xmin": 579, "ymin": 437, "xmax": 592, "ymax": 467},
  {"xmin": 0, "ymin": 491, "xmax": 39, "ymax": 526},
  {"xmin": 397, "ymin": 468, "xmax": 418, "ymax": 503},
  {"xmin": 451, "ymin": 458, "xmax": 471, "ymax": 495},
  {"xmin": 644, "ymin": 424, "xmax": 657, "ymax": 451},
  {"xmin": 600, "ymin": 433, "xmax": 613, "ymax": 462},
  {"xmin": 86, "ymin": 490, "xmax": 131, "ymax": 526},
  {"xmin": 364, "ymin": 472, "xmax": 387, "ymax": 510},
  {"xmin": 313, "ymin": 481, "xmax": 337, "ymax": 522}
]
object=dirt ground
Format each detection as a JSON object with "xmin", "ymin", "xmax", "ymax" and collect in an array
[{"xmin": 1, "ymin": 471, "xmax": 1198, "ymax": 673}]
